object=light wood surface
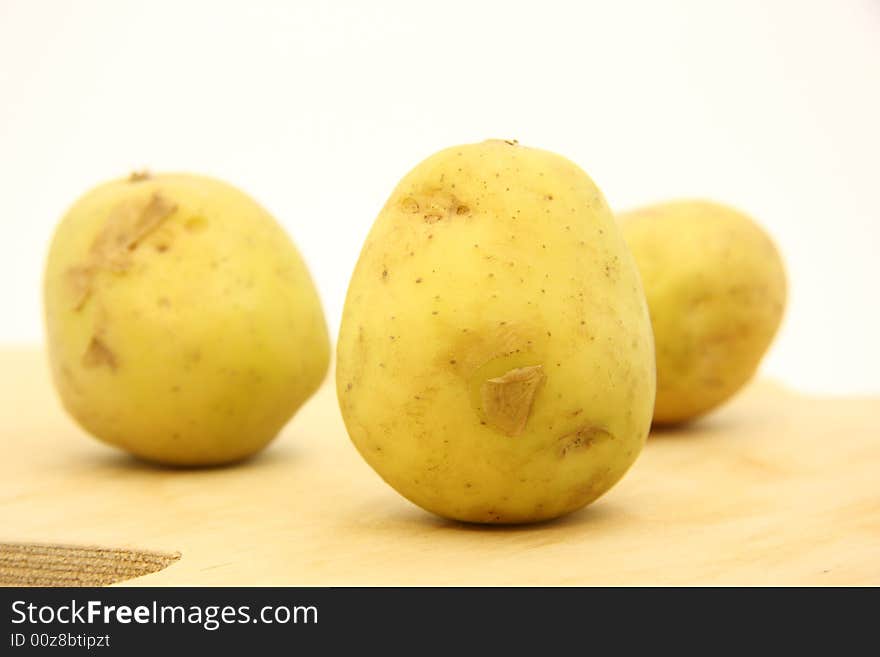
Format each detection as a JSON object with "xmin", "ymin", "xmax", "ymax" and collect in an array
[{"xmin": 1, "ymin": 347, "xmax": 878, "ymax": 586}]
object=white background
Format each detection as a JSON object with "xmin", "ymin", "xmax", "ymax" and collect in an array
[{"xmin": 1, "ymin": 0, "xmax": 878, "ymax": 394}]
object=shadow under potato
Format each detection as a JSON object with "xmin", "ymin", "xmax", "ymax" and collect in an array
[
  {"xmin": 648, "ymin": 413, "xmax": 727, "ymax": 438},
  {"xmin": 647, "ymin": 393, "xmax": 782, "ymax": 440},
  {"xmin": 378, "ymin": 496, "xmax": 620, "ymax": 534},
  {"xmin": 68, "ymin": 438, "xmax": 300, "ymax": 476}
]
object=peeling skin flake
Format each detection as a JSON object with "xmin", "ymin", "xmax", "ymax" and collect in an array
[
  {"xmin": 557, "ymin": 425, "xmax": 613, "ymax": 458},
  {"xmin": 65, "ymin": 193, "xmax": 178, "ymax": 310},
  {"xmin": 66, "ymin": 265, "xmax": 95, "ymax": 311},
  {"xmin": 481, "ymin": 365, "xmax": 545, "ymax": 436},
  {"xmin": 82, "ymin": 335, "xmax": 118, "ymax": 370},
  {"xmin": 399, "ymin": 187, "xmax": 469, "ymax": 224}
]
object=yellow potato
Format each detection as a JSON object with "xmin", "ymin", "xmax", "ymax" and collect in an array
[
  {"xmin": 43, "ymin": 172, "xmax": 330, "ymax": 465},
  {"xmin": 619, "ymin": 200, "xmax": 786, "ymax": 424},
  {"xmin": 337, "ymin": 140, "xmax": 655, "ymax": 523}
]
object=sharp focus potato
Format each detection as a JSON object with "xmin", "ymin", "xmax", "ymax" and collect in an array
[
  {"xmin": 337, "ymin": 140, "xmax": 655, "ymax": 523},
  {"xmin": 619, "ymin": 200, "xmax": 786, "ymax": 424},
  {"xmin": 44, "ymin": 172, "xmax": 330, "ymax": 465}
]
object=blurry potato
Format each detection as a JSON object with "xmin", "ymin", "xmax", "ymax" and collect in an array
[
  {"xmin": 620, "ymin": 200, "xmax": 786, "ymax": 424},
  {"xmin": 44, "ymin": 172, "xmax": 329, "ymax": 465}
]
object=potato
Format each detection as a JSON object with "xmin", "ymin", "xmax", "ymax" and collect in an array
[
  {"xmin": 43, "ymin": 172, "xmax": 330, "ymax": 465},
  {"xmin": 337, "ymin": 140, "xmax": 655, "ymax": 523},
  {"xmin": 619, "ymin": 200, "xmax": 786, "ymax": 424}
]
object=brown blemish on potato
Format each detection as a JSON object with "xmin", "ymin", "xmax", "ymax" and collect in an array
[
  {"xmin": 128, "ymin": 170, "xmax": 151, "ymax": 182},
  {"xmin": 105, "ymin": 193, "xmax": 177, "ymax": 254},
  {"xmin": 557, "ymin": 425, "xmax": 613, "ymax": 458},
  {"xmin": 66, "ymin": 265, "xmax": 96, "ymax": 311},
  {"xmin": 481, "ymin": 138, "xmax": 519, "ymax": 148},
  {"xmin": 66, "ymin": 193, "xmax": 178, "ymax": 310},
  {"xmin": 82, "ymin": 335, "xmax": 118, "ymax": 370},
  {"xmin": 481, "ymin": 365, "xmax": 545, "ymax": 437},
  {"xmin": 400, "ymin": 197, "xmax": 420, "ymax": 213},
  {"xmin": 400, "ymin": 187, "xmax": 470, "ymax": 225}
]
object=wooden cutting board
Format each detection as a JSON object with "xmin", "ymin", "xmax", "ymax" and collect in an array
[{"xmin": 1, "ymin": 347, "xmax": 877, "ymax": 586}]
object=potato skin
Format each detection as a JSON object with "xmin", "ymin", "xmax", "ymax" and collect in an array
[
  {"xmin": 44, "ymin": 173, "xmax": 330, "ymax": 465},
  {"xmin": 619, "ymin": 200, "xmax": 786, "ymax": 425},
  {"xmin": 337, "ymin": 140, "xmax": 655, "ymax": 523}
]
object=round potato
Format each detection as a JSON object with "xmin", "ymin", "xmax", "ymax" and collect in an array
[
  {"xmin": 337, "ymin": 140, "xmax": 655, "ymax": 523},
  {"xmin": 619, "ymin": 200, "xmax": 786, "ymax": 424},
  {"xmin": 44, "ymin": 172, "xmax": 330, "ymax": 465}
]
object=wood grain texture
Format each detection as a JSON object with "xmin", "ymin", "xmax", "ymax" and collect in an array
[
  {"xmin": 0, "ymin": 542, "xmax": 180, "ymax": 586},
  {"xmin": 1, "ymin": 347, "xmax": 878, "ymax": 586}
]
